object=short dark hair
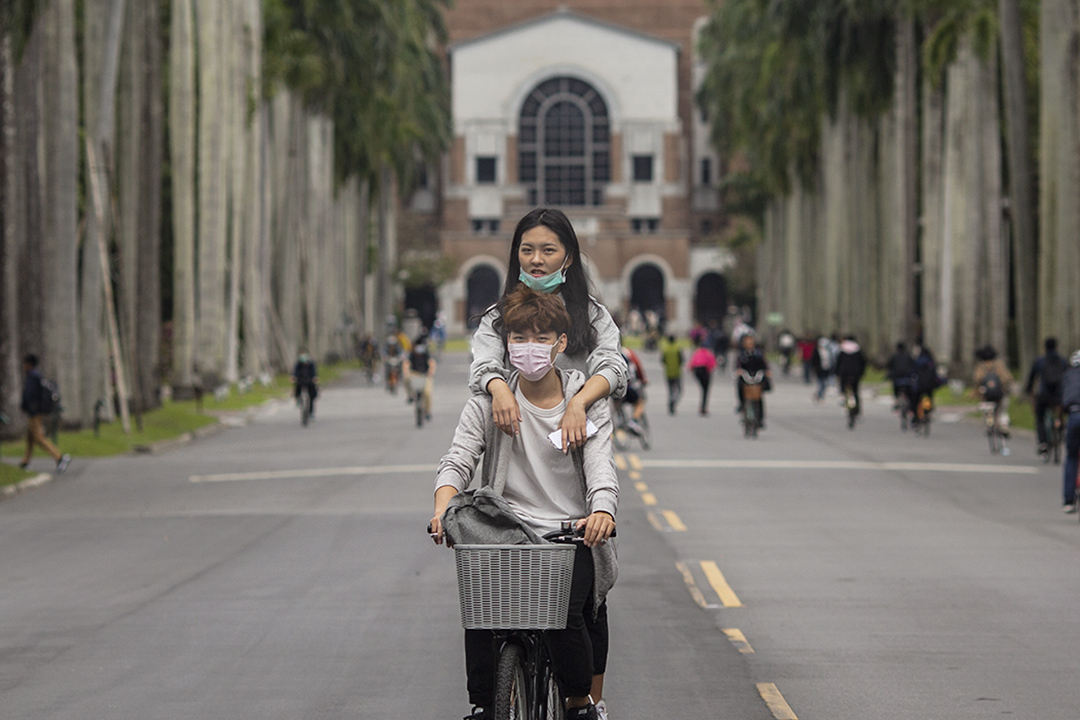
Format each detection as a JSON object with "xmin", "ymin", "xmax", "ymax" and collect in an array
[
  {"xmin": 1045, "ymin": 337, "xmax": 1058, "ymax": 353},
  {"xmin": 503, "ymin": 286, "xmax": 571, "ymax": 339},
  {"xmin": 23, "ymin": 353, "xmax": 38, "ymax": 367}
]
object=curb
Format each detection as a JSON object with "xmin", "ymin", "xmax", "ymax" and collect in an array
[{"xmin": 2, "ymin": 472, "xmax": 54, "ymax": 499}]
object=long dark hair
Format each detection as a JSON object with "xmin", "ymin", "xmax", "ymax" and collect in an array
[{"xmin": 490, "ymin": 207, "xmax": 598, "ymax": 356}]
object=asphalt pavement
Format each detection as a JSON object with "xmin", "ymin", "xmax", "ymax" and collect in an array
[{"xmin": 0, "ymin": 351, "xmax": 1076, "ymax": 719}]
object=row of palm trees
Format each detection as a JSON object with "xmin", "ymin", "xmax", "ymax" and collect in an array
[
  {"xmin": 0, "ymin": 0, "xmax": 449, "ymax": 430},
  {"xmin": 698, "ymin": 0, "xmax": 1073, "ymax": 375}
]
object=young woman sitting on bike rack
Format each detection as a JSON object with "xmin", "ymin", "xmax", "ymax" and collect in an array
[{"xmin": 430, "ymin": 287, "xmax": 618, "ymax": 720}]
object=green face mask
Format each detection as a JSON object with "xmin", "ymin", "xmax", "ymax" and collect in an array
[{"xmin": 518, "ymin": 258, "xmax": 569, "ymax": 293}]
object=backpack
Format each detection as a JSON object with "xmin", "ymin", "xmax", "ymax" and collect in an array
[
  {"xmin": 38, "ymin": 377, "xmax": 61, "ymax": 415},
  {"xmin": 980, "ymin": 370, "xmax": 1004, "ymax": 402},
  {"xmin": 1042, "ymin": 355, "xmax": 1066, "ymax": 395}
]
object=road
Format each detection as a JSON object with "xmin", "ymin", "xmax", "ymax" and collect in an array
[{"xmin": 0, "ymin": 350, "xmax": 1077, "ymax": 719}]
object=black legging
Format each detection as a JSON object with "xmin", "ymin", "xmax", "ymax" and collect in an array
[
  {"xmin": 693, "ymin": 366, "xmax": 711, "ymax": 414},
  {"xmin": 465, "ymin": 545, "xmax": 602, "ymax": 707}
]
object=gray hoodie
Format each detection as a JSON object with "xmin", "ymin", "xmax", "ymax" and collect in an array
[{"xmin": 437, "ymin": 367, "xmax": 619, "ymax": 610}]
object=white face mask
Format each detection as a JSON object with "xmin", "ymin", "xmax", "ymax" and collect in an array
[{"xmin": 508, "ymin": 340, "xmax": 558, "ymax": 381}]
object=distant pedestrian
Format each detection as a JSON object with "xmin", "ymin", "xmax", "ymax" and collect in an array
[
  {"xmin": 18, "ymin": 354, "xmax": 70, "ymax": 473},
  {"xmin": 778, "ymin": 329, "xmax": 796, "ymax": 375},
  {"xmin": 659, "ymin": 334, "xmax": 684, "ymax": 415},
  {"xmin": 811, "ymin": 337, "xmax": 833, "ymax": 403},
  {"xmin": 798, "ymin": 334, "xmax": 815, "ymax": 384},
  {"xmin": 687, "ymin": 339, "xmax": 717, "ymax": 416}
]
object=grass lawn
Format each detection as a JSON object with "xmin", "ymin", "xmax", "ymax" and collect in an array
[
  {"xmin": 1, "ymin": 363, "xmax": 353, "ymax": 461},
  {"xmin": 0, "ymin": 462, "xmax": 34, "ymax": 489}
]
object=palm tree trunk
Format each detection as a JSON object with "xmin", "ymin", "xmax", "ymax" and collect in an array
[
  {"xmin": 896, "ymin": 17, "xmax": 919, "ymax": 346},
  {"xmin": 136, "ymin": 0, "xmax": 163, "ymax": 410},
  {"xmin": 41, "ymin": 0, "xmax": 81, "ymax": 421},
  {"xmin": 170, "ymin": 0, "xmax": 196, "ymax": 391},
  {"xmin": 921, "ymin": 74, "xmax": 945, "ymax": 356},
  {"xmin": 999, "ymin": 0, "xmax": 1037, "ymax": 371},
  {"xmin": 196, "ymin": 0, "xmax": 227, "ymax": 381},
  {"xmin": 80, "ymin": 0, "xmax": 106, "ymax": 422},
  {"xmin": 0, "ymin": 33, "xmax": 18, "ymax": 418},
  {"xmin": 1038, "ymin": 0, "xmax": 1080, "ymax": 353},
  {"xmin": 225, "ymin": 0, "xmax": 244, "ymax": 383}
]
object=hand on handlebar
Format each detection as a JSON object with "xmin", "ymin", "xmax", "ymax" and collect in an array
[{"xmin": 575, "ymin": 512, "xmax": 616, "ymax": 548}]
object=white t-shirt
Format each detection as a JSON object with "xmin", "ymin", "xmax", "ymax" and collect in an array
[{"xmin": 502, "ymin": 388, "xmax": 587, "ymax": 535}]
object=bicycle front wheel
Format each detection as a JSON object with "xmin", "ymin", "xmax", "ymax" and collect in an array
[
  {"xmin": 494, "ymin": 643, "xmax": 530, "ymax": 720},
  {"xmin": 540, "ymin": 659, "xmax": 565, "ymax": 720}
]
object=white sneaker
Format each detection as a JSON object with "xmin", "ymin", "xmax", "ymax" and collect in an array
[{"xmin": 595, "ymin": 699, "xmax": 609, "ymax": 720}]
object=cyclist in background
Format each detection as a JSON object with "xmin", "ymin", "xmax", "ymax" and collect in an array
[
  {"xmin": 973, "ymin": 345, "xmax": 1013, "ymax": 437},
  {"xmin": 1059, "ymin": 350, "xmax": 1080, "ymax": 513},
  {"xmin": 886, "ymin": 342, "xmax": 917, "ymax": 411},
  {"xmin": 735, "ymin": 333, "xmax": 770, "ymax": 426},
  {"xmin": 291, "ymin": 351, "xmax": 318, "ymax": 418},
  {"xmin": 912, "ymin": 345, "xmax": 942, "ymax": 424},
  {"xmin": 1024, "ymin": 337, "xmax": 1067, "ymax": 456},
  {"xmin": 835, "ymin": 335, "xmax": 867, "ymax": 418},
  {"xmin": 404, "ymin": 333, "xmax": 436, "ymax": 421},
  {"xmin": 620, "ymin": 341, "xmax": 647, "ymax": 433},
  {"xmin": 431, "ymin": 286, "xmax": 617, "ymax": 720}
]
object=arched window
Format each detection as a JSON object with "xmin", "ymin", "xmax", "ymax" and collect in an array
[{"xmin": 519, "ymin": 76, "xmax": 610, "ymax": 207}]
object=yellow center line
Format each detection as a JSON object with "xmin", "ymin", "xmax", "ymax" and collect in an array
[
  {"xmin": 634, "ymin": 481, "xmax": 649, "ymax": 492},
  {"xmin": 661, "ymin": 509, "xmax": 687, "ymax": 531},
  {"xmin": 676, "ymin": 561, "xmax": 716, "ymax": 609},
  {"xmin": 757, "ymin": 683, "xmax": 798, "ymax": 720},
  {"xmin": 628, "ymin": 470, "xmax": 641, "ymax": 480},
  {"xmin": 613, "ymin": 454, "xmax": 627, "ymax": 471},
  {"xmin": 700, "ymin": 560, "xmax": 743, "ymax": 608},
  {"xmin": 628, "ymin": 454, "xmax": 643, "ymax": 470},
  {"xmin": 646, "ymin": 510, "xmax": 664, "ymax": 532},
  {"xmin": 641, "ymin": 492, "xmax": 658, "ymax": 506},
  {"xmin": 722, "ymin": 628, "xmax": 754, "ymax": 653}
]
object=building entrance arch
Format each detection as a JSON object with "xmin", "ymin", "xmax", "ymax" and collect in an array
[
  {"xmin": 694, "ymin": 272, "xmax": 728, "ymax": 324},
  {"xmin": 466, "ymin": 265, "xmax": 501, "ymax": 329},
  {"xmin": 630, "ymin": 263, "xmax": 666, "ymax": 323},
  {"xmin": 404, "ymin": 286, "xmax": 438, "ymax": 332}
]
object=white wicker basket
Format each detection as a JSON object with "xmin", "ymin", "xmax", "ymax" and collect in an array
[{"xmin": 454, "ymin": 544, "xmax": 576, "ymax": 630}]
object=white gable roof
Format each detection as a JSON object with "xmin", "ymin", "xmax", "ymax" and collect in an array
[{"xmin": 450, "ymin": 9, "xmax": 679, "ymax": 126}]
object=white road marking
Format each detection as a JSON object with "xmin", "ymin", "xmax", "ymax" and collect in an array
[
  {"xmin": 189, "ymin": 464, "xmax": 437, "ymax": 483},
  {"xmin": 189, "ymin": 457, "xmax": 1038, "ymax": 484},
  {"xmin": 641, "ymin": 459, "xmax": 1037, "ymax": 475}
]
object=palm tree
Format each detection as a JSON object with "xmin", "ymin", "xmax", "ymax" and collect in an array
[{"xmin": 170, "ymin": 0, "xmax": 197, "ymax": 392}]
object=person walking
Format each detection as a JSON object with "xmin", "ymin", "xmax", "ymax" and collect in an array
[
  {"xmin": 18, "ymin": 354, "xmax": 71, "ymax": 473},
  {"xmin": 798, "ymin": 333, "xmax": 815, "ymax": 385},
  {"xmin": 659, "ymin": 334, "xmax": 683, "ymax": 415},
  {"xmin": 687, "ymin": 339, "xmax": 717, "ymax": 416},
  {"xmin": 1059, "ymin": 350, "xmax": 1080, "ymax": 513},
  {"xmin": 811, "ymin": 336, "xmax": 833, "ymax": 403}
]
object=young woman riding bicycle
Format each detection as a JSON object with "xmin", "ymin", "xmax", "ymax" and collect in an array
[{"xmin": 431, "ymin": 287, "xmax": 618, "ymax": 720}]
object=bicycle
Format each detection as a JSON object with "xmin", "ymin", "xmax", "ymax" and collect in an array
[
  {"xmin": 737, "ymin": 368, "xmax": 764, "ymax": 438},
  {"xmin": 611, "ymin": 398, "xmax": 650, "ymax": 451},
  {"xmin": 453, "ymin": 524, "xmax": 614, "ymax": 720},
  {"xmin": 1038, "ymin": 405, "xmax": 1064, "ymax": 464},
  {"xmin": 297, "ymin": 384, "xmax": 313, "ymax": 427},
  {"xmin": 979, "ymin": 401, "xmax": 1010, "ymax": 455}
]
